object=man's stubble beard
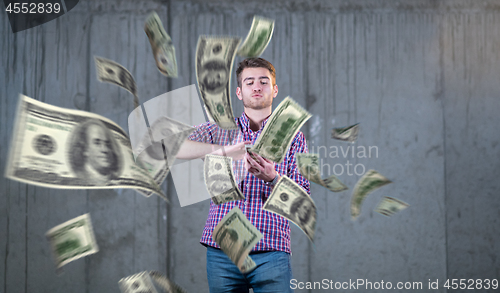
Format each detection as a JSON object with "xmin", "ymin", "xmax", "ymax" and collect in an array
[{"xmin": 242, "ymin": 95, "xmax": 273, "ymax": 110}]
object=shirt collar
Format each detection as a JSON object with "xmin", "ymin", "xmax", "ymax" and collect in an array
[{"xmin": 240, "ymin": 111, "xmax": 271, "ymax": 133}]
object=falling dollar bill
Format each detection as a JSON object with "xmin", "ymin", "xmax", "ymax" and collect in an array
[
  {"xmin": 148, "ymin": 116, "xmax": 195, "ymax": 151},
  {"xmin": 213, "ymin": 207, "xmax": 262, "ymax": 273},
  {"xmin": 251, "ymin": 97, "xmax": 311, "ymax": 163},
  {"xmin": 4, "ymin": 94, "xmax": 166, "ymax": 199},
  {"xmin": 203, "ymin": 104, "xmax": 215, "ymax": 123},
  {"xmin": 296, "ymin": 153, "xmax": 348, "ymax": 192},
  {"xmin": 134, "ymin": 116, "xmax": 195, "ymax": 200},
  {"xmin": 375, "ymin": 196, "xmax": 409, "ymax": 217},
  {"xmin": 94, "ymin": 56, "xmax": 139, "ymax": 108},
  {"xmin": 132, "ymin": 115, "xmax": 195, "ymax": 160},
  {"xmin": 351, "ymin": 170, "xmax": 392, "ymax": 220},
  {"xmin": 237, "ymin": 15, "xmax": 275, "ymax": 57},
  {"xmin": 134, "ymin": 143, "xmax": 170, "ymax": 199},
  {"xmin": 196, "ymin": 36, "xmax": 241, "ymax": 129},
  {"xmin": 240, "ymin": 255, "xmax": 257, "ymax": 274},
  {"xmin": 119, "ymin": 271, "xmax": 188, "ymax": 293},
  {"xmin": 149, "ymin": 271, "xmax": 189, "ymax": 293},
  {"xmin": 119, "ymin": 271, "xmax": 158, "ymax": 293},
  {"xmin": 322, "ymin": 175, "xmax": 349, "ymax": 192},
  {"xmin": 204, "ymin": 154, "xmax": 244, "ymax": 205},
  {"xmin": 331, "ymin": 123, "xmax": 359, "ymax": 143},
  {"xmin": 263, "ymin": 175, "xmax": 316, "ymax": 242},
  {"xmin": 46, "ymin": 214, "xmax": 99, "ymax": 269},
  {"xmin": 144, "ymin": 12, "xmax": 178, "ymax": 77}
]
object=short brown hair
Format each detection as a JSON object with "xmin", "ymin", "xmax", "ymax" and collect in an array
[{"xmin": 236, "ymin": 57, "xmax": 276, "ymax": 87}]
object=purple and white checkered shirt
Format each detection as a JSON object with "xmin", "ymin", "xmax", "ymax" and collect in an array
[{"xmin": 188, "ymin": 112, "xmax": 310, "ymax": 253}]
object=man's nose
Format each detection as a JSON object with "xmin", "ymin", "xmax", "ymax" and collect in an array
[{"xmin": 253, "ymin": 85, "xmax": 262, "ymax": 92}]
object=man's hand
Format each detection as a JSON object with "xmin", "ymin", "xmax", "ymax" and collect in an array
[{"xmin": 245, "ymin": 151, "xmax": 276, "ymax": 182}]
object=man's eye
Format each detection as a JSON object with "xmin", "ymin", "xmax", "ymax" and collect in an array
[
  {"xmin": 261, "ymin": 81, "xmax": 268, "ymax": 85},
  {"xmin": 246, "ymin": 82, "xmax": 253, "ymax": 86}
]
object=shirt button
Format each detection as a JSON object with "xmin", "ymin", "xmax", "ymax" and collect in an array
[{"xmin": 246, "ymin": 184, "xmax": 249, "ymax": 188}]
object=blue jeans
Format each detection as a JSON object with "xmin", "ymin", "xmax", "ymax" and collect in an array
[{"xmin": 206, "ymin": 246, "xmax": 293, "ymax": 293}]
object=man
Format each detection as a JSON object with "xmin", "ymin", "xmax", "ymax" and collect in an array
[
  {"xmin": 178, "ymin": 57, "xmax": 310, "ymax": 292},
  {"xmin": 69, "ymin": 119, "xmax": 121, "ymax": 185}
]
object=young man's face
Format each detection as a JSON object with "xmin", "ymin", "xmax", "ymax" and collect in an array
[{"xmin": 236, "ymin": 67, "xmax": 278, "ymax": 110}]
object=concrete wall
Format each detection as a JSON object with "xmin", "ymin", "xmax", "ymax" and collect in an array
[{"xmin": 1, "ymin": 0, "xmax": 499, "ymax": 292}]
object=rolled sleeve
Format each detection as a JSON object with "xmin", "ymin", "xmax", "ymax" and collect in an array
[{"xmin": 188, "ymin": 122, "xmax": 215, "ymax": 144}]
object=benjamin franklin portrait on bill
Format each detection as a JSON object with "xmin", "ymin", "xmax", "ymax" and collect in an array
[{"xmin": 68, "ymin": 119, "xmax": 122, "ymax": 185}]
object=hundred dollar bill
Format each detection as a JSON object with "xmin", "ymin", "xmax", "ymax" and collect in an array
[
  {"xmin": 203, "ymin": 104, "xmax": 215, "ymax": 123},
  {"xmin": 296, "ymin": 153, "xmax": 348, "ymax": 192},
  {"xmin": 375, "ymin": 196, "xmax": 409, "ymax": 217},
  {"xmin": 119, "ymin": 271, "xmax": 158, "ymax": 293},
  {"xmin": 148, "ymin": 116, "xmax": 195, "ymax": 154},
  {"xmin": 213, "ymin": 207, "xmax": 262, "ymax": 273},
  {"xmin": 251, "ymin": 97, "xmax": 311, "ymax": 163},
  {"xmin": 351, "ymin": 169, "xmax": 392, "ymax": 219},
  {"xmin": 46, "ymin": 213, "xmax": 98, "ymax": 269},
  {"xmin": 94, "ymin": 56, "xmax": 139, "ymax": 108},
  {"xmin": 145, "ymin": 12, "xmax": 178, "ymax": 77},
  {"xmin": 263, "ymin": 175, "xmax": 316, "ymax": 242},
  {"xmin": 149, "ymin": 271, "xmax": 189, "ymax": 293},
  {"xmin": 133, "ymin": 144, "xmax": 170, "ymax": 202},
  {"xmin": 237, "ymin": 16, "xmax": 275, "ymax": 57},
  {"xmin": 196, "ymin": 36, "xmax": 241, "ymax": 129},
  {"xmin": 331, "ymin": 123, "xmax": 359, "ymax": 143},
  {"xmin": 132, "ymin": 115, "xmax": 195, "ymax": 160},
  {"xmin": 4, "ymin": 94, "xmax": 165, "ymax": 199},
  {"xmin": 240, "ymin": 255, "xmax": 257, "ymax": 274},
  {"xmin": 204, "ymin": 154, "xmax": 244, "ymax": 205},
  {"xmin": 134, "ymin": 117, "xmax": 195, "ymax": 200}
]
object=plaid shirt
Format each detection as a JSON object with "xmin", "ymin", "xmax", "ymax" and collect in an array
[{"xmin": 188, "ymin": 112, "xmax": 310, "ymax": 254}]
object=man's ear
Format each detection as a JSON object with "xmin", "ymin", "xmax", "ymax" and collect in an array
[
  {"xmin": 236, "ymin": 87, "xmax": 243, "ymax": 100},
  {"xmin": 272, "ymin": 84, "xmax": 278, "ymax": 98}
]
